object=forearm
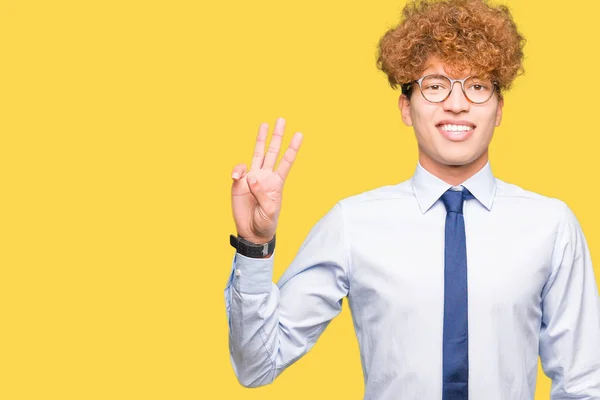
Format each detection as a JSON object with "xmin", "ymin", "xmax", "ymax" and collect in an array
[
  {"xmin": 224, "ymin": 251, "xmax": 349, "ymax": 387},
  {"xmin": 224, "ymin": 253, "xmax": 282, "ymax": 387},
  {"xmin": 224, "ymin": 202, "xmax": 350, "ymax": 387},
  {"xmin": 227, "ymin": 284, "xmax": 286, "ymax": 387}
]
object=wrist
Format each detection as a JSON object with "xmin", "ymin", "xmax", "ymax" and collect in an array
[
  {"xmin": 230, "ymin": 234, "xmax": 276, "ymax": 258},
  {"xmin": 239, "ymin": 234, "xmax": 274, "ymax": 245}
]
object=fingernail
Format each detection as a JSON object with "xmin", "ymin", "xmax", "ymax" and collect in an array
[{"xmin": 232, "ymin": 172, "xmax": 239, "ymax": 179}]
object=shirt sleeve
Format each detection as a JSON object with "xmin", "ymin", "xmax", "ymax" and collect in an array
[
  {"xmin": 224, "ymin": 202, "xmax": 350, "ymax": 387},
  {"xmin": 539, "ymin": 201, "xmax": 600, "ymax": 399}
]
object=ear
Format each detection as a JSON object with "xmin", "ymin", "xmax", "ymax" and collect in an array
[
  {"xmin": 495, "ymin": 96, "xmax": 504, "ymax": 127},
  {"xmin": 399, "ymin": 94, "xmax": 413, "ymax": 126}
]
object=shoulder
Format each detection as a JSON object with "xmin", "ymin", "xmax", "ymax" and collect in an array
[
  {"xmin": 337, "ymin": 179, "xmax": 414, "ymax": 209},
  {"xmin": 495, "ymin": 178, "xmax": 567, "ymax": 209},
  {"xmin": 494, "ymin": 178, "xmax": 577, "ymax": 229},
  {"xmin": 323, "ymin": 179, "xmax": 421, "ymax": 229}
]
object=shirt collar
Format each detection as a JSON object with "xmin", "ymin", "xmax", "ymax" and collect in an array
[{"xmin": 410, "ymin": 161, "xmax": 497, "ymax": 214}]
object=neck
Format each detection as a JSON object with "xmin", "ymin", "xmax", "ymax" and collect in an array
[{"xmin": 418, "ymin": 149, "xmax": 489, "ymax": 186}]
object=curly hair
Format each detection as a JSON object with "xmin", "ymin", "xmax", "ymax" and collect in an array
[{"xmin": 377, "ymin": 0, "xmax": 525, "ymax": 96}]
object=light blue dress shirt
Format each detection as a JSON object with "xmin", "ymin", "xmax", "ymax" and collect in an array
[{"xmin": 224, "ymin": 162, "xmax": 600, "ymax": 399}]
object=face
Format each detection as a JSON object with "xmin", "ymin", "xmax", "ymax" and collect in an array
[{"xmin": 399, "ymin": 58, "xmax": 503, "ymax": 177}]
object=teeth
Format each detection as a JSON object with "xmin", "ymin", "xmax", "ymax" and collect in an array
[{"xmin": 441, "ymin": 124, "xmax": 474, "ymax": 133}]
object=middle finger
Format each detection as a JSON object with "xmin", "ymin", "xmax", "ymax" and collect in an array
[{"xmin": 262, "ymin": 117, "xmax": 286, "ymax": 170}]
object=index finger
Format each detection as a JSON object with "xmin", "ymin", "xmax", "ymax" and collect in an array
[
  {"xmin": 275, "ymin": 132, "xmax": 303, "ymax": 181},
  {"xmin": 262, "ymin": 117, "xmax": 286, "ymax": 171},
  {"xmin": 249, "ymin": 122, "xmax": 269, "ymax": 172}
]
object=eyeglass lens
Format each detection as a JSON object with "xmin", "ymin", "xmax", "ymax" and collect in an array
[{"xmin": 420, "ymin": 75, "xmax": 494, "ymax": 103}]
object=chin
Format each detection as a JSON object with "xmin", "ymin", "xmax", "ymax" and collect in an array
[
  {"xmin": 436, "ymin": 153, "xmax": 483, "ymax": 167},
  {"xmin": 419, "ymin": 142, "xmax": 488, "ymax": 169}
]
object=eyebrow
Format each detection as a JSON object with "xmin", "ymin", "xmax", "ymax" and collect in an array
[{"xmin": 424, "ymin": 74, "xmax": 491, "ymax": 81}]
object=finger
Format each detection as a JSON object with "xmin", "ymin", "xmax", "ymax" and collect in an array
[
  {"xmin": 231, "ymin": 163, "xmax": 247, "ymax": 181},
  {"xmin": 275, "ymin": 132, "xmax": 303, "ymax": 181},
  {"xmin": 246, "ymin": 172, "xmax": 277, "ymax": 217},
  {"xmin": 249, "ymin": 123, "xmax": 269, "ymax": 172},
  {"xmin": 262, "ymin": 117, "xmax": 286, "ymax": 171}
]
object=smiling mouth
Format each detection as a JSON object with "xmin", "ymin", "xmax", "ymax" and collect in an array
[
  {"xmin": 435, "ymin": 123, "xmax": 476, "ymax": 142},
  {"xmin": 437, "ymin": 124, "xmax": 475, "ymax": 133}
]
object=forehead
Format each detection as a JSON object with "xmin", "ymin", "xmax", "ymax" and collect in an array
[{"xmin": 420, "ymin": 56, "xmax": 478, "ymax": 78}]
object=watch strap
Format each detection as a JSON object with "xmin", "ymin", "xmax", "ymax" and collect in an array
[{"xmin": 230, "ymin": 234, "xmax": 276, "ymax": 258}]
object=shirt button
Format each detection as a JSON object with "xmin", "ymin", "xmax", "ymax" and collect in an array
[{"xmin": 235, "ymin": 269, "xmax": 241, "ymax": 277}]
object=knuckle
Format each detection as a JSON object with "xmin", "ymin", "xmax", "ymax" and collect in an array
[
  {"xmin": 281, "ymin": 154, "xmax": 294, "ymax": 164},
  {"xmin": 263, "ymin": 205, "xmax": 277, "ymax": 219}
]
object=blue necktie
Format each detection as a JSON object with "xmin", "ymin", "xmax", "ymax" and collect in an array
[{"xmin": 441, "ymin": 188, "xmax": 474, "ymax": 400}]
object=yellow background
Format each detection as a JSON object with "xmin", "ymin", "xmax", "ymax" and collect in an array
[{"xmin": 1, "ymin": 0, "xmax": 598, "ymax": 399}]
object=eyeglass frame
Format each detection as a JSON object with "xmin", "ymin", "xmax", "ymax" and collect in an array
[{"xmin": 401, "ymin": 74, "xmax": 499, "ymax": 104}]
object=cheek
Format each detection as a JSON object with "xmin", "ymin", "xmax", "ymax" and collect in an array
[
  {"xmin": 410, "ymin": 106, "xmax": 437, "ymax": 134},
  {"xmin": 474, "ymin": 120, "xmax": 497, "ymax": 147},
  {"xmin": 412, "ymin": 118, "xmax": 434, "ymax": 144}
]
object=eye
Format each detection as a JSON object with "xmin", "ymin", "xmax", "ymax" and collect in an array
[
  {"xmin": 425, "ymin": 84, "xmax": 446, "ymax": 91},
  {"xmin": 466, "ymin": 78, "xmax": 492, "ymax": 92}
]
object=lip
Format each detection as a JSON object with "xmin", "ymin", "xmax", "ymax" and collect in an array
[{"xmin": 435, "ymin": 120, "xmax": 476, "ymax": 142}]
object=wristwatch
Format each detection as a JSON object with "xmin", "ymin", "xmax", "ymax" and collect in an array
[{"xmin": 230, "ymin": 234, "xmax": 276, "ymax": 258}]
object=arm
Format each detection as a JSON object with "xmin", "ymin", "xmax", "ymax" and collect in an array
[
  {"xmin": 224, "ymin": 203, "xmax": 350, "ymax": 387},
  {"xmin": 539, "ymin": 201, "xmax": 600, "ymax": 399}
]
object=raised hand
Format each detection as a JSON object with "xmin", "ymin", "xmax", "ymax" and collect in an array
[{"xmin": 231, "ymin": 118, "xmax": 303, "ymax": 244}]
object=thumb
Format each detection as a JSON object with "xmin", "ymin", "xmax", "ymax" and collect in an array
[{"xmin": 246, "ymin": 173, "xmax": 276, "ymax": 214}]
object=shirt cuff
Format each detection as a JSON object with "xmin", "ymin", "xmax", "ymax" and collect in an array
[{"xmin": 230, "ymin": 251, "xmax": 275, "ymax": 294}]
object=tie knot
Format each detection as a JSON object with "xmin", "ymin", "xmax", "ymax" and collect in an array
[{"xmin": 441, "ymin": 188, "xmax": 474, "ymax": 214}]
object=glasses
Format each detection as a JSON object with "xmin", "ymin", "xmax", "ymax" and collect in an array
[{"xmin": 407, "ymin": 74, "xmax": 497, "ymax": 104}]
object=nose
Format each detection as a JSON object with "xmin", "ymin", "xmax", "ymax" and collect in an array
[{"xmin": 442, "ymin": 81, "xmax": 470, "ymax": 113}]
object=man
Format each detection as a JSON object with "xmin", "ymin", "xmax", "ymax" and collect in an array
[{"xmin": 225, "ymin": 0, "xmax": 600, "ymax": 398}]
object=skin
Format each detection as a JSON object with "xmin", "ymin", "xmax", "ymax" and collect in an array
[
  {"xmin": 230, "ymin": 118, "xmax": 303, "ymax": 245},
  {"xmin": 399, "ymin": 58, "xmax": 504, "ymax": 185},
  {"xmin": 230, "ymin": 57, "xmax": 504, "ymax": 244}
]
